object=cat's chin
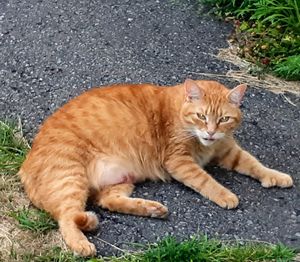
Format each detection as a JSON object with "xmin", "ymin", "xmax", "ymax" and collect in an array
[{"xmin": 199, "ymin": 137, "xmax": 217, "ymax": 147}]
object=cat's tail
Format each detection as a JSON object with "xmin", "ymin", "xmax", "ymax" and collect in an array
[{"xmin": 74, "ymin": 211, "xmax": 99, "ymax": 231}]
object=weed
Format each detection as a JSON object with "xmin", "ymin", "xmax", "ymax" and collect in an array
[
  {"xmin": 198, "ymin": 0, "xmax": 300, "ymax": 80},
  {"xmin": 273, "ymin": 55, "xmax": 300, "ymax": 80}
]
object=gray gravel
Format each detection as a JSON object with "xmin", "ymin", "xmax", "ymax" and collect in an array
[{"xmin": 0, "ymin": 0, "xmax": 299, "ymax": 257}]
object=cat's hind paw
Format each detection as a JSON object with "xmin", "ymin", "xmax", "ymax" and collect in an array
[{"xmin": 72, "ymin": 239, "xmax": 96, "ymax": 257}]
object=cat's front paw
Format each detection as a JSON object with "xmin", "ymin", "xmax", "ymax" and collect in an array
[
  {"xmin": 143, "ymin": 201, "xmax": 169, "ymax": 218},
  {"xmin": 261, "ymin": 170, "xmax": 293, "ymax": 188},
  {"xmin": 212, "ymin": 190, "xmax": 239, "ymax": 209}
]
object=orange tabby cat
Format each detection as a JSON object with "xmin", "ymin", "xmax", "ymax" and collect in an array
[{"xmin": 19, "ymin": 79, "xmax": 293, "ymax": 256}]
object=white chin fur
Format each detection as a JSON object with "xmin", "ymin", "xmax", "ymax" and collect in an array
[
  {"xmin": 199, "ymin": 138, "xmax": 216, "ymax": 146},
  {"xmin": 195, "ymin": 130, "xmax": 225, "ymax": 146}
]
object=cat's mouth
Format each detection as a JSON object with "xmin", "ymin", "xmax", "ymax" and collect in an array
[{"xmin": 203, "ymin": 137, "xmax": 216, "ymax": 141}]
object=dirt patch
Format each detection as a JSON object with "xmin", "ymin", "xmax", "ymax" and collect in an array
[{"xmin": 0, "ymin": 174, "xmax": 65, "ymax": 261}]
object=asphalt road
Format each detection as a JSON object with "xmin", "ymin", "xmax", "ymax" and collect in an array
[{"xmin": 0, "ymin": 0, "xmax": 299, "ymax": 257}]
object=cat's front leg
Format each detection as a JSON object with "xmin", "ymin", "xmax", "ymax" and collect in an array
[
  {"xmin": 164, "ymin": 156, "xmax": 239, "ymax": 209},
  {"xmin": 217, "ymin": 142, "xmax": 293, "ymax": 188}
]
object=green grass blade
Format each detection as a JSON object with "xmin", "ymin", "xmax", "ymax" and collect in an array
[
  {"xmin": 0, "ymin": 120, "xmax": 30, "ymax": 175},
  {"xmin": 9, "ymin": 208, "xmax": 58, "ymax": 233}
]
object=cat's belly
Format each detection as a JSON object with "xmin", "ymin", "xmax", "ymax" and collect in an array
[{"xmin": 87, "ymin": 156, "xmax": 165, "ymax": 189}]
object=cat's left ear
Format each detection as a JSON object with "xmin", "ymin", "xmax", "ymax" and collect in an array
[{"xmin": 227, "ymin": 84, "xmax": 247, "ymax": 107}]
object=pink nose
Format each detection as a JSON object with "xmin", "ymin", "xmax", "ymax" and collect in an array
[{"xmin": 207, "ymin": 131, "xmax": 215, "ymax": 136}]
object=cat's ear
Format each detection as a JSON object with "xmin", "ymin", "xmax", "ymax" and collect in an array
[
  {"xmin": 227, "ymin": 84, "xmax": 247, "ymax": 107},
  {"xmin": 184, "ymin": 79, "xmax": 204, "ymax": 102}
]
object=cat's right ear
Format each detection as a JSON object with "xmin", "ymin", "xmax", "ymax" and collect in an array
[{"xmin": 184, "ymin": 79, "xmax": 204, "ymax": 102}]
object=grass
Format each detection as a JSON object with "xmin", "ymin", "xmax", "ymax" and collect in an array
[
  {"xmin": 12, "ymin": 236, "xmax": 297, "ymax": 262},
  {"xmin": 9, "ymin": 208, "xmax": 58, "ymax": 233},
  {"xmin": 119, "ymin": 236, "xmax": 296, "ymax": 262},
  {"xmin": 0, "ymin": 119, "xmax": 30, "ymax": 175},
  {"xmin": 198, "ymin": 0, "xmax": 300, "ymax": 80},
  {"xmin": 0, "ymin": 119, "xmax": 297, "ymax": 261},
  {"xmin": 273, "ymin": 55, "xmax": 300, "ymax": 81}
]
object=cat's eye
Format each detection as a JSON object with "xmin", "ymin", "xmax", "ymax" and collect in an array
[
  {"xmin": 196, "ymin": 113, "xmax": 206, "ymax": 121},
  {"xmin": 219, "ymin": 116, "xmax": 230, "ymax": 123}
]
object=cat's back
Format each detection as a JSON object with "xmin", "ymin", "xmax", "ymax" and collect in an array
[
  {"xmin": 36, "ymin": 83, "xmax": 160, "ymax": 137},
  {"xmin": 74, "ymin": 83, "xmax": 157, "ymax": 105},
  {"xmin": 25, "ymin": 83, "xmax": 168, "ymax": 164}
]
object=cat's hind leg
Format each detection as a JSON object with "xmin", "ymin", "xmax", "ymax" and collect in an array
[
  {"xmin": 51, "ymin": 173, "xmax": 99, "ymax": 256},
  {"xmin": 21, "ymin": 165, "xmax": 98, "ymax": 256},
  {"xmin": 97, "ymin": 183, "xmax": 168, "ymax": 218}
]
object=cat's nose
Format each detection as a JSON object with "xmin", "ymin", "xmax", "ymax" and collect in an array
[{"xmin": 207, "ymin": 131, "xmax": 216, "ymax": 137}]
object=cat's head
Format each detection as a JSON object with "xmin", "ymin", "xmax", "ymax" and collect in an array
[{"xmin": 180, "ymin": 79, "xmax": 247, "ymax": 146}]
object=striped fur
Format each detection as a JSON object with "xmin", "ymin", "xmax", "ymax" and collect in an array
[{"xmin": 19, "ymin": 79, "xmax": 293, "ymax": 256}]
